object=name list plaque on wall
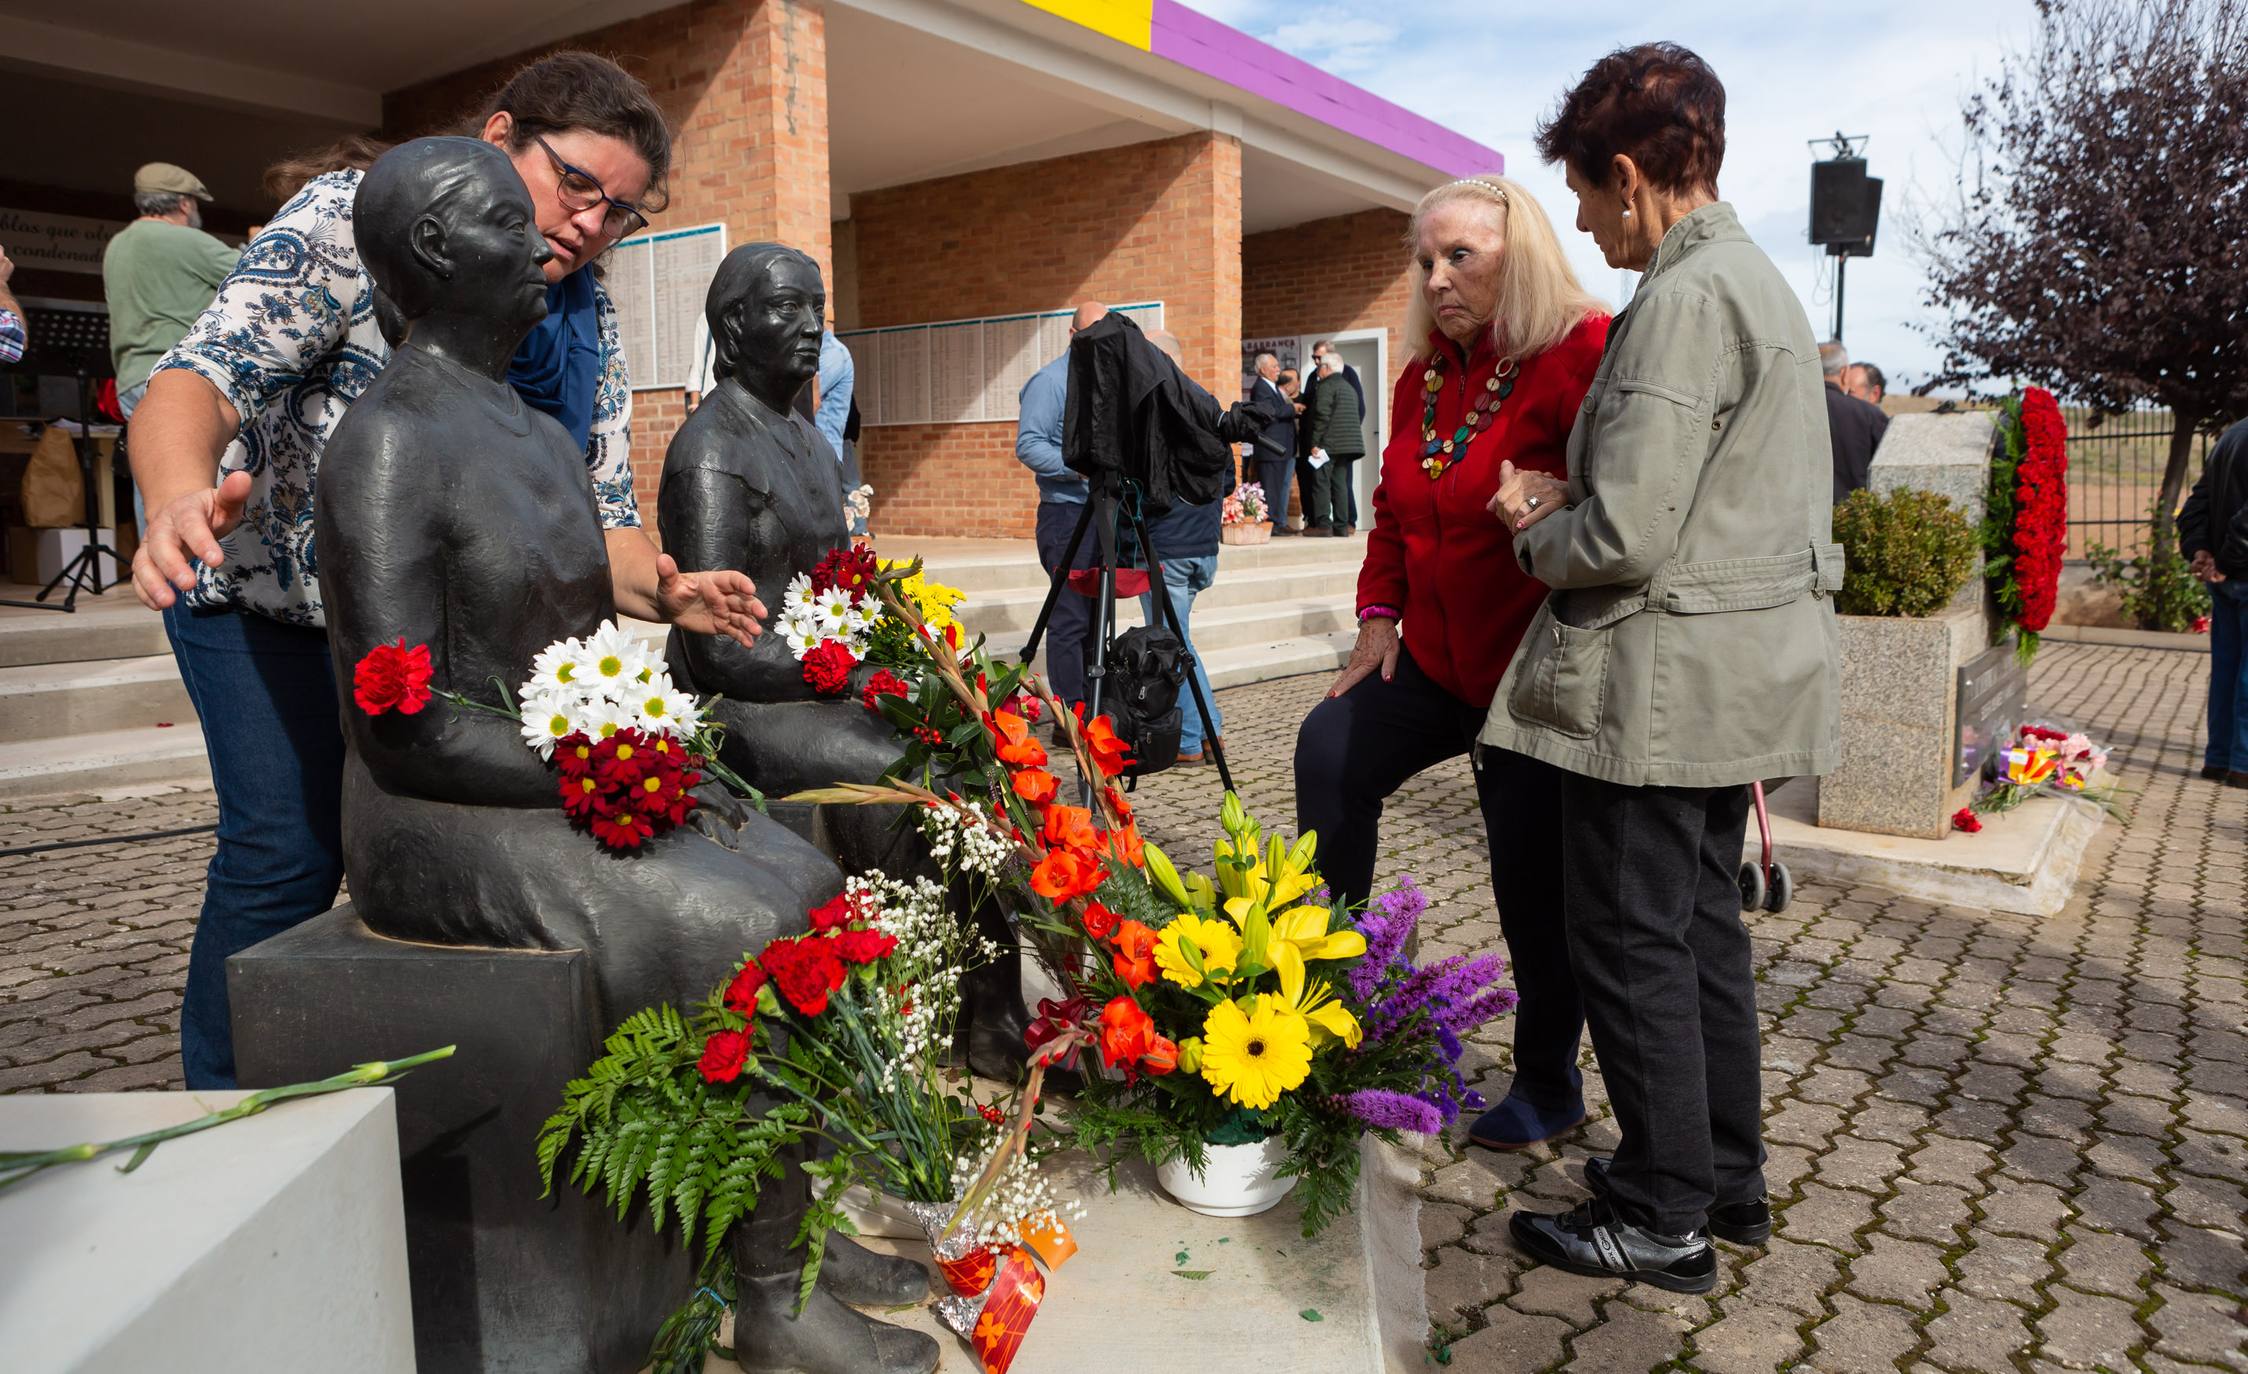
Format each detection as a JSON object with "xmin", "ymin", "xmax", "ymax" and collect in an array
[
  {"xmin": 604, "ymin": 223, "xmax": 727, "ymax": 392},
  {"xmin": 839, "ymin": 301, "xmax": 1163, "ymax": 428}
]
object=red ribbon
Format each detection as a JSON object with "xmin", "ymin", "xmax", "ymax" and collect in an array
[{"xmin": 933, "ymin": 1219, "xmax": 1076, "ymax": 1374}]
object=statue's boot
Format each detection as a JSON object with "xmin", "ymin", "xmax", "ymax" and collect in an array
[
  {"xmin": 956, "ymin": 936, "xmax": 1084, "ymax": 1095},
  {"xmin": 730, "ymin": 1273, "xmax": 940, "ymax": 1374},
  {"xmin": 821, "ymin": 1231, "xmax": 932, "ymax": 1308}
]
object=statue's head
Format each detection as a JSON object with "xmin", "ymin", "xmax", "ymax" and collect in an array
[
  {"xmin": 356, "ymin": 136, "xmax": 553, "ymax": 342},
  {"xmin": 706, "ymin": 243, "xmax": 825, "ymax": 410}
]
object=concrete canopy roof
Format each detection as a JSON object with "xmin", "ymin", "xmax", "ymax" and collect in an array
[{"xmin": 0, "ymin": 0, "xmax": 1500, "ymax": 231}]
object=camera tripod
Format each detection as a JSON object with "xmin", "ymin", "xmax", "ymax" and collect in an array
[{"xmin": 1019, "ymin": 471, "xmax": 1234, "ymax": 797}]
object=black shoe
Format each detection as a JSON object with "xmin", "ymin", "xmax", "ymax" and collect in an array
[
  {"xmin": 2228, "ymin": 770, "xmax": 2248, "ymax": 790},
  {"xmin": 1271, "ymin": 525, "xmax": 1303, "ymax": 537},
  {"xmin": 2201, "ymin": 764, "xmax": 2230, "ymax": 780},
  {"xmin": 1507, "ymin": 1198, "xmax": 1717, "ymax": 1293},
  {"xmin": 1584, "ymin": 1156, "xmax": 1772, "ymax": 1246},
  {"xmin": 820, "ymin": 1231, "xmax": 933, "ymax": 1308}
]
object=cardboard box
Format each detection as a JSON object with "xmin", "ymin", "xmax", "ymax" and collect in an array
[{"xmin": 5, "ymin": 525, "xmax": 125, "ymax": 587}]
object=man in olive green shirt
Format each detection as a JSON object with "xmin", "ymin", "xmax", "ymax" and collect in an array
[{"xmin": 102, "ymin": 163, "xmax": 243, "ymax": 420}]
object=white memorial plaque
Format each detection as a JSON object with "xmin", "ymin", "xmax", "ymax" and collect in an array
[{"xmin": 928, "ymin": 321, "xmax": 985, "ymax": 423}]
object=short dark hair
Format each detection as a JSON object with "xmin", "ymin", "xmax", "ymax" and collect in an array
[
  {"xmin": 1535, "ymin": 42, "xmax": 1726, "ymax": 197},
  {"xmin": 1854, "ymin": 362, "xmax": 1887, "ymax": 395},
  {"xmin": 467, "ymin": 51, "xmax": 674, "ymax": 213}
]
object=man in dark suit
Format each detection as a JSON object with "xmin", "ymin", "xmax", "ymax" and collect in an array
[
  {"xmin": 1820, "ymin": 340, "xmax": 1888, "ymax": 503},
  {"xmin": 1248, "ymin": 351, "xmax": 1300, "ymax": 534},
  {"xmin": 1302, "ymin": 340, "xmax": 1368, "ymax": 532}
]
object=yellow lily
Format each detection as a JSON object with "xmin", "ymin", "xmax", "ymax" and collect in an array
[
  {"xmin": 1154, "ymin": 913, "xmax": 1242, "ymax": 990},
  {"xmin": 1276, "ymin": 952, "xmax": 1362, "ymax": 1049}
]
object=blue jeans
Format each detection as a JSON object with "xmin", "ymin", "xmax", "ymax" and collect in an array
[
  {"xmin": 166, "ymin": 604, "xmax": 347, "ymax": 1088},
  {"xmin": 2208, "ymin": 579, "xmax": 2248, "ymax": 772},
  {"xmin": 1033, "ymin": 500, "xmax": 1098, "ymax": 708},
  {"xmin": 1139, "ymin": 554, "xmax": 1220, "ymax": 753}
]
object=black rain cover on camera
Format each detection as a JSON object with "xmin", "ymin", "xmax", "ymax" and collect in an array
[
  {"xmin": 1060, "ymin": 312, "xmax": 1235, "ymax": 519},
  {"xmin": 1106, "ymin": 624, "xmax": 1187, "ymax": 775}
]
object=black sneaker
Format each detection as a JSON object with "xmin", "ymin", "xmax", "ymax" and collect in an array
[
  {"xmin": 1507, "ymin": 1198, "xmax": 1717, "ymax": 1293},
  {"xmin": 1584, "ymin": 1155, "xmax": 1772, "ymax": 1246},
  {"xmin": 2201, "ymin": 764, "xmax": 2230, "ymax": 781}
]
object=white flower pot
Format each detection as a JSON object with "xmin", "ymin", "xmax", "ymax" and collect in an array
[{"xmin": 1155, "ymin": 1135, "xmax": 1297, "ymax": 1217}]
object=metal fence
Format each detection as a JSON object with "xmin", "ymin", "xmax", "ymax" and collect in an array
[{"xmin": 2059, "ymin": 407, "xmax": 2210, "ymax": 562}]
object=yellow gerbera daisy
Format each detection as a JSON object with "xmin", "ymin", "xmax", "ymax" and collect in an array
[
  {"xmin": 1155, "ymin": 913, "xmax": 1242, "ymax": 990},
  {"xmin": 1198, "ymin": 995, "xmax": 1312, "ymax": 1110}
]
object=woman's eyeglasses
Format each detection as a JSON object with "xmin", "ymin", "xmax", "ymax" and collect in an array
[{"xmin": 533, "ymin": 135, "xmax": 650, "ymax": 241}]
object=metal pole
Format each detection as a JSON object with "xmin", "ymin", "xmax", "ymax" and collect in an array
[{"xmin": 1832, "ymin": 253, "xmax": 1847, "ymax": 343}]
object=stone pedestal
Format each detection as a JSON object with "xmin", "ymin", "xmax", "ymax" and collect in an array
[
  {"xmin": 228, "ymin": 906, "xmax": 693, "ymax": 1374},
  {"xmin": 0, "ymin": 1089, "xmax": 412, "ymax": 1372},
  {"xmin": 1819, "ymin": 604, "xmax": 1990, "ymax": 839}
]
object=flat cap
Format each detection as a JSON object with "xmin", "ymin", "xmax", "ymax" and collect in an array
[{"xmin": 133, "ymin": 162, "xmax": 213, "ymax": 201}]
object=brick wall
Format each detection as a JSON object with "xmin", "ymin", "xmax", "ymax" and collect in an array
[
  {"xmin": 1242, "ymin": 207, "xmax": 1415, "ymax": 403},
  {"xmin": 849, "ymin": 131, "xmax": 1243, "ymax": 539},
  {"xmin": 384, "ymin": 0, "xmax": 831, "ymax": 529}
]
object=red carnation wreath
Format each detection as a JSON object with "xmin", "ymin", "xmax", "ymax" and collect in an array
[{"xmin": 1987, "ymin": 387, "xmax": 2068, "ymax": 664}]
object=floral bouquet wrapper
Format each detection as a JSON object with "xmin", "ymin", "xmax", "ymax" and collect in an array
[
  {"xmin": 2003, "ymin": 746, "xmax": 2059, "ymax": 789},
  {"xmin": 902, "ymin": 1199, "xmax": 1077, "ymax": 1374}
]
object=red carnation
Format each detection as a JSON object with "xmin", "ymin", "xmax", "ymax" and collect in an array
[
  {"xmin": 833, "ymin": 928, "xmax": 899, "ymax": 965},
  {"xmin": 724, "ymin": 960, "xmax": 768, "ymax": 1013},
  {"xmin": 697, "ymin": 1028, "xmax": 753, "ymax": 1083},
  {"xmin": 802, "ymin": 639, "xmax": 858, "ymax": 695},
  {"xmin": 353, "ymin": 639, "xmax": 434, "ymax": 716},
  {"xmin": 808, "ymin": 894, "xmax": 854, "ymax": 932},
  {"xmin": 860, "ymin": 669, "xmax": 911, "ymax": 714},
  {"xmin": 760, "ymin": 936, "xmax": 848, "ymax": 1016},
  {"xmin": 1952, "ymin": 807, "xmax": 1984, "ymax": 835}
]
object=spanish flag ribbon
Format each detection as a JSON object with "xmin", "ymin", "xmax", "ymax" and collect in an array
[{"xmin": 935, "ymin": 1219, "xmax": 1077, "ymax": 1374}]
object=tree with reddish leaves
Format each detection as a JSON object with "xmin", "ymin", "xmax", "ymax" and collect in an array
[{"xmin": 1916, "ymin": 0, "xmax": 2248, "ymax": 562}]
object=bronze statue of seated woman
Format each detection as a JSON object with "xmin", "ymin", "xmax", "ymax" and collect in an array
[
  {"xmin": 315, "ymin": 138, "xmax": 934, "ymax": 1374},
  {"xmin": 659, "ymin": 244, "xmax": 1031, "ymax": 1075}
]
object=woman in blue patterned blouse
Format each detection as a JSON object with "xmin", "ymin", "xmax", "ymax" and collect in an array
[{"xmin": 124, "ymin": 52, "xmax": 768, "ymax": 1089}]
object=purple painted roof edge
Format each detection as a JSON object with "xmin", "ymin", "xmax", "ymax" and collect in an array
[{"xmin": 1147, "ymin": 0, "xmax": 1501, "ymax": 179}]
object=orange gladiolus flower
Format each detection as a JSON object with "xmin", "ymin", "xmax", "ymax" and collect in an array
[
  {"xmin": 1040, "ymin": 803, "xmax": 1099, "ymax": 856},
  {"xmin": 1011, "ymin": 768, "xmax": 1058, "ymax": 804},
  {"xmin": 1031, "ymin": 848, "xmax": 1104, "ymax": 903},
  {"xmin": 1103, "ymin": 786, "xmax": 1134, "ymax": 824},
  {"xmin": 990, "ymin": 710, "xmax": 1047, "ymax": 767},
  {"xmin": 1110, "ymin": 920, "xmax": 1160, "ymax": 988},
  {"xmin": 1103, "ymin": 820, "xmax": 1145, "ymax": 870},
  {"xmin": 1081, "ymin": 716, "xmax": 1131, "ymax": 778}
]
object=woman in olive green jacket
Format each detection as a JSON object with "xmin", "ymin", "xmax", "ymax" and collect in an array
[{"xmin": 1482, "ymin": 42, "xmax": 1842, "ymax": 1295}]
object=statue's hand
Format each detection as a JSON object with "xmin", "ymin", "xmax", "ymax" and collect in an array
[
  {"xmin": 686, "ymin": 780, "xmax": 748, "ymax": 850},
  {"xmin": 656, "ymin": 555, "xmax": 766, "ymax": 648}
]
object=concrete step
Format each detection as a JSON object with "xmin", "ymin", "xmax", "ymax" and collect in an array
[
  {"xmin": 0, "ymin": 655, "xmax": 197, "ymax": 745},
  {"xmin": 0, "ymin": 599, "xmax": 170, "ymax": 669},
  {"xmin": 954, "ymin": 564, "xmax": 1356, "ymax": 637},
  {"xmin": 0, "ymin": 725, "xmax": 211, "ymax": 801}
]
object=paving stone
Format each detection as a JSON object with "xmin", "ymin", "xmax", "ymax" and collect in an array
[
  {"xmin": 1783, "ymin": 1183, "xmax": 1878, "ymax": 1253},
  {"xmin": 1978, "ymin": 1181, "xmax": 2073, "ymax": 1238},
  {"xmin": 1441, "ymin": 1306, "xmax": 1570, "ymax": 1374},
  {"xmin": 2151, "ymin": 1221, "xmax": 2247, "ymax": 1293},
  {"xmin": 1808, "ymin": 1293, "xmax": 1923, "ymax": 1374},
  {"xmin": 1876, "ymin": 1181, "xmax": 1975, "ymax": 1247},
  {"xmin": 1561, "ymin": 1303, "xmax": 1688, "ymax": 1372},
  {"xmin": 1425, "ymin": 1244, "xmax": 1520, "ymax": 1324},
  {"xmin": 1506, "ymin": 1263, "xmax": 1618, "ymax": 1326},
  {"xmin": 1847, "ymin": 1232, "xmax": 1949, "ymax": 1308},
  {"xmin": 1689, "ymin": 1302, "xmax": 1810, "ymax": 1374},
  {"xmin": 2146, "ymin": 1286, "xmax": 2247, "ymax": 1368},
  {"xmin": 1421, "ymin": 1201, "xmax": 1471, "ymax": 1252},
  {"xmin": 1736, "ymin": 1239, "xmax": 1846, "ymax": 1318},
  {"xmin": 1922, "ymin": 1290, "xmax": 2037, "ymax": 1373},
  {"xmin": 1951, "ymin": 1234, "xmax": 2056, "ymax": 1304},
  {"xmin": 2033, "ymin": 1288, "xmax": 2147, "ymax": 1371},
  {"xmin": 1816, "ymin": 1136, "xmax": 1906, "ymax": 1193},
  {"xmin": 2056, "ymin": 1227, "xmax": 2155, "ymax": 1301}
]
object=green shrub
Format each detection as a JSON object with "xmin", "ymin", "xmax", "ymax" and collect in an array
[
  {"xmin": 1832, "ymin": 488, "xmax": 1981, "ymax": 618},
  {"xmin": 2085, "ymin": 497, "xmax": 2211, "ymax": 632}
]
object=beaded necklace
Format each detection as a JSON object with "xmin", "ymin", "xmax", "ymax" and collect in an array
[{"xmin": 1419, "ymin": 350, "xmax": 1518, "ymax": 480}]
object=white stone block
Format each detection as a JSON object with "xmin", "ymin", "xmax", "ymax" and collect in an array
[{"xmin": 0, "ymin": 1089, "xmax": 413, "ymax": 1374}]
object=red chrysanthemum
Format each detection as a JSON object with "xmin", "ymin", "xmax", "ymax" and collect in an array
[
  {"xmin": 809, "ymin": 545, "xmax": 880, "ymax": 602},
  {"xmin": 554, "ymin": 734, "xmax": 596, "ymax": 778},
  {"xmin": 860, "ymin": 669, "xmax": 911, "ymax": 714},
  {"xmin": 697, "ymin": 1027, "xmax": 752, "ymax": 1083},
  {"xmin": 352, "ymin": 639, "xmax": 434, "ymax": 716},
  {"xmin": 590, "ymin": 806, "xmax": 658, "ymax": 850},
  {"xmin": 802, "ymin": 639, "xmax": 858, "ymax": 695}
]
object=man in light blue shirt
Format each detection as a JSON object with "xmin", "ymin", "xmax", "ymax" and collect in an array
[
  {"xmin": 814, "ymin": 331, "xmax": 853, "ymax": 460},
  {"xmin": 1018, "ymin": 301, "xmax": 1104, "ymax": 714}
]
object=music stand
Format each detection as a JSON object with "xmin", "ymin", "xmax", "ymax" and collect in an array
[{"xmin": 2, "ymin": 304, "xmax": 119, "ymax": 613}]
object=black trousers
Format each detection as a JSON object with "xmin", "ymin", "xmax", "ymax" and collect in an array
[
  {"xmin": 1033, "ymin": 500, "xmax": 1100, "ymax": 707},
  {"xmin": 1559, "ymin": 771, "xmax": 1765, "ymax": 1235},
  {"xmin": 1293, "ymin": 647, "xmax": 1584, "ymax": 1108},
  {"xmin": 1256, "ymin": 453, "xmax": 1296, "ymax": 527}
]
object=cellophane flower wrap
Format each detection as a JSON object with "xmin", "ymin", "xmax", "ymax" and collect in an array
[
  {"xmin": 1974, "ymin": 720, "xmax": 2120, "ymax": 816},
  {"xmin": 1064, "ymin": 794, "xmax": 1516, "ymax": 1237},
  {"xmin": 1222, "ymin": 481, "xmax": 1269, "ymax": 526}
]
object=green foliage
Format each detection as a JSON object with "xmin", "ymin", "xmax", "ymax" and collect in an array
[
  {"xmin": 1833, "ymin": 487, "xmax": 1981, "ymax": 618},
  {"xmin": 2085, "ymin": 498, "xmax": 2213, "ymax": 632},
  {"xmin": 536, "ymin": 1003, "xmax": 811, "ymax": 1264}
]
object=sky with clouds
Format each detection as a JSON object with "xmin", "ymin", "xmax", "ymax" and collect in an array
[{"xmin": 1181, "ymin": 0, "xmax": 2046, "ymax": 394}]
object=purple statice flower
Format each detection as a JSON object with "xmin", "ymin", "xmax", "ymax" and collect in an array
[
  {"xmin": 1349, "ymin": 877, "xmax": 1427, "ymax": 1001},
  {"xmin": 1341, "ymin": 1088, "xmax": 1445, "ymax": 1134}
]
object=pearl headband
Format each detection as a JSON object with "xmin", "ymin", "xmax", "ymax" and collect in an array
[{"xmin": 1443, "ymin": 177, "xmax": 1509, "ymax": 202}]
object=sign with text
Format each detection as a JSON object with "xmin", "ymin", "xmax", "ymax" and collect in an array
[
  {"xmin": 603, "ymin": 223, "xmax": 727, "ymax": 392},
  {"xmin": 0, "ymin": 209, "xmax": 126, "ymax": 275}
]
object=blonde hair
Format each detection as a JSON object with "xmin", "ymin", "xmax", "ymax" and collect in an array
[{"xmin": 1403, "ymin": 175, "xmax": 1604, "ymax": 362}]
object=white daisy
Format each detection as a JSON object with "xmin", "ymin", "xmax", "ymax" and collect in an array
[
  {"xmin": 518, "ymin": 697, "xmax": 579, "ymax": 760},
  {"xmin": 571, "ymin": 696, "xmax": 636, "ymax": 742},
  {"xmin": 781, "ymin": 612, "xmax": 826, "ymax": 659},
  {"xmin": 583, "ymin": 635, "xmax": 652, "ymax": 693},
  {"xmin": 524, "ymin": 636, "xmax": 592, "ymax": 698},
  {"xmin": 628, "ymin": 686, "xmax": 703, "ymax": 736}
]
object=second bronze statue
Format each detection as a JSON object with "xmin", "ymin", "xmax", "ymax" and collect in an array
[{"xmin": 659, "ymin": 242, "xmax": 1040, "ymax": 1082}]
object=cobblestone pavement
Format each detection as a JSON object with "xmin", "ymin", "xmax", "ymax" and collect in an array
[{"xmin": 4, "ymin": 643, "xmax": 2243, "ymax": 1371}]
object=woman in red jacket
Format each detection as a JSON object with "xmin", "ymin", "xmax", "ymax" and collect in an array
[{"xmin": 1295, "ymin": 175, "xmax": 1608, "ymax": 1149}]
